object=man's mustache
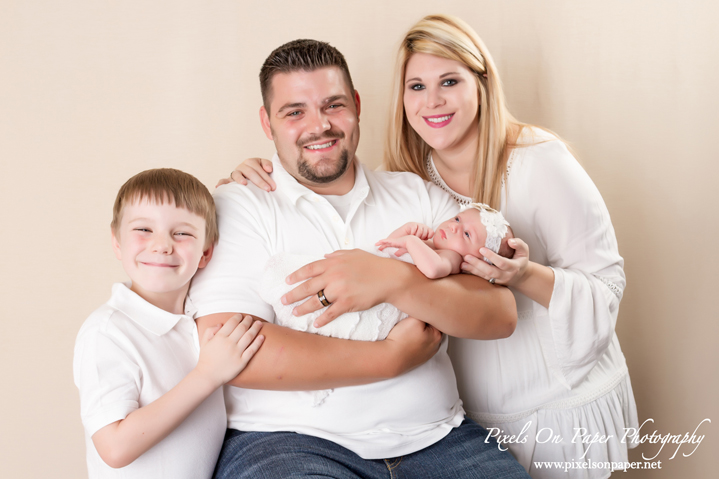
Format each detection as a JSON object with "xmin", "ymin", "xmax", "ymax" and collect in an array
[{"xmin": 298, "ymin": 131, "xmax": 345, "ymax": 148}]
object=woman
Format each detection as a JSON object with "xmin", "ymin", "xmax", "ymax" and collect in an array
[{"xmin": 227, "ymin": 14, "xmax": 637, "ymax": 478}]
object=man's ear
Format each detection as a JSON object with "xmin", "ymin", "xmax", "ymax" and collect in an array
[
  {"xmin": 354, "ymin": 90, "xmax": 361, "ymax": 119},
  {"xmin": 111, "ymin": 230, "xmax": 122, "ymax": 260},
  {"xmin": 259, "ymin": 106, "xmax": 273, "ymax": 140},
  {"xmin": 198, "ymin": 244, "xmax": 214, "ymax": 269}
]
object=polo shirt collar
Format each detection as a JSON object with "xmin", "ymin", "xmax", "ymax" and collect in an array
[
  {"xmin": 107, "ymin": 283, "xmax": 196, "ymax": 336},
  {"xmin": 270, "ymin": 153, "xmax": 372, "ymax": 206}
]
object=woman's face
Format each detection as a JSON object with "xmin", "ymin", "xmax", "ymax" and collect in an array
[{"xmin": 403, "ymin": 53, "xmax": 480, "ymax": 155}]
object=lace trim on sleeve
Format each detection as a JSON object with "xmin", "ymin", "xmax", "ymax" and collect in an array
[{"xmin": 593, "ymin": 274, "xmax": 623, "ymax": 300}]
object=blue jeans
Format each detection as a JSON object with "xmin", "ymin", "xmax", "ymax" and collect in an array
[{"xmin": 213, "ymin": 418, "xmax": 529, "ymax": 478}]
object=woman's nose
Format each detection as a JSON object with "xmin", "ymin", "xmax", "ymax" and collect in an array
[{"xmin": 426, "ymin": 87, "xmax": 445, "ymax": 108}]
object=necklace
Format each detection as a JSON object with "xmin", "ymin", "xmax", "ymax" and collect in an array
[{"xmin": 425, "ymin": 154, "xmax": 472, "ymax": 206}]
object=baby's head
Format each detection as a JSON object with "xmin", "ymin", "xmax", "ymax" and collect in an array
[
  {"xmin": 110, "ymin": 168, "xmax": 218, "ymax": 297},
  {"xmin": 434, "ymin": 203, "xmax": 514, "ymax": 263}
]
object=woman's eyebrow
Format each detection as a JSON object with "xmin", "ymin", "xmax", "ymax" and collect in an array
[{"xmin": 439, "ymin": 72, "xmax": 459, "ymax": 78}]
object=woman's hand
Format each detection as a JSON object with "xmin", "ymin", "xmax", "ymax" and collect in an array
[
  {"xmin": 281, "ymin": 249, "xmax": 411, "ymax": 328},
  {"xmin": 462, "ymin": 237, "xmax": 554, "ymax": 308},
  {"xmin": 461, "ymin": 237, "xmax": 530, "ymax": 286},
  {"xmin": 215, "ymin": 158, "xmax": 276, "ymax": 190}
]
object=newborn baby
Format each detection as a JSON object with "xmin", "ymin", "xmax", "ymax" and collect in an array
[{"xmin": 259, "ymin": 203, "xmax": 513, "ymax": 405}]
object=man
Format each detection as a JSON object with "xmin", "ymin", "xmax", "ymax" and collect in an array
[{"xmin": 191, "ymin": 39, "xmax": 527, "ymax": 478}]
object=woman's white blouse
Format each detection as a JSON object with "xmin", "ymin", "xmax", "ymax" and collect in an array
[{"xmin": 430, "ymin": 128, "xmax": 639, "ymax": 478}]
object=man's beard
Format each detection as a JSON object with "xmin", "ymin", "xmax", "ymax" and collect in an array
[
  {"xmin": 295, "ymin": 130, "xmax": 351, "ymax": 184},
  {"xmin": 297, "ymin": 147, "xmax": 350, "ymax": 184}
]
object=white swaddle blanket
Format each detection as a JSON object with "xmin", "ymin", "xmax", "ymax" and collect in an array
[{"xmin": 259, "ymin": 251, "xmax": 409, "ymax": 406}]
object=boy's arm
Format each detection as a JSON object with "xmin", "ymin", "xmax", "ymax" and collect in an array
[
  {"xmin": 92, "ymin": 316, "xmax": 263, "ymax": 468},
  {"xmin": 195, "ymin": 313, "xmax": 442, "ymax": 390}
]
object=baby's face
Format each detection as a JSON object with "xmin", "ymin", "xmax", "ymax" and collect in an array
[{"xmin": 433, "ymin": 209, "xmax": 487, "ymax": 257}]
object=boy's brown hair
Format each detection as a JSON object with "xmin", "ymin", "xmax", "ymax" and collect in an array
[
  {"xmin": 259, "ymin": 39, "xmax": 355, "ymax": 113},
  {"xmin": 111, "ymin": 168, "xmax": 218, "ymax": 247}
]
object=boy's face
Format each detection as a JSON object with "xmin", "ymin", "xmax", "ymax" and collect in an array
[
  {"xmin": 433, "ymin": 209, "xmax": 488, "ymax": 258},
  {"xmin": 112, "ymin": 198, "xmax": 213, "ymax": 302}
]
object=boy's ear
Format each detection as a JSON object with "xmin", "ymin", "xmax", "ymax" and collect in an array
[
  {"xmin": 198, "ymin": 244, "xmax": 214, "ymax": 269},
  {"xmin": 111, "ymin": 230, "xmax": 122, "ymax": 260}
]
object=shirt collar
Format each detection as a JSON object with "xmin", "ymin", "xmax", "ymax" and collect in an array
[
  {"xmin": 271, "ymin": 153, "xmax": 372, "ymax": 207},
  {"xmin": 107, "ymin": 283, "xmax": 196, "ymax": 336}
]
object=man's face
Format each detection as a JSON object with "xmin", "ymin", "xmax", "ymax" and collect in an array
[{"xmin": 260, "ymin": 67, "xmax": 360, "ymax": 192}]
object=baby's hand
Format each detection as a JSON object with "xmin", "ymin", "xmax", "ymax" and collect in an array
[
  {"xmin": 376, "ymin": 236, "xmax": 410, "ymax": 256},
  {"xmin": 216, "ymin": 158, "xmax": 275, "ymax": 191},
  {"xmin": 404, "ymin": 222, "xmax": 434, "ymax": 240},
  {"xmin": 196, "ymin": 314, "xmax": 265, "ymax": 387},
  {"xmin": 461, "ymin": 237, "xmax": 530, "ymax": 286}
]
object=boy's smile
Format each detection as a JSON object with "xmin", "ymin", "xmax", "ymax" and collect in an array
[{"xmin": 112, "ymin": 198, "xmax": 213, "ymax": 314}]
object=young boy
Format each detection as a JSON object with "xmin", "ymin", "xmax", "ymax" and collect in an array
[{"xmin": 73, "ymin": 168, "xmax": 264, "ymax": 478}]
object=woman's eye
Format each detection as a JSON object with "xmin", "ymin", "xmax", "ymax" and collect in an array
[
  {"xmin": 410, "ymin": 83, "xmax": 425, "ymax": 91},
  {"xmin": 442, "ymin": 79, "xmax": 458, "ymax": 87},
  {"xmin": 134, "ymin": 228, "xmax": 151, "ymax": 232}
]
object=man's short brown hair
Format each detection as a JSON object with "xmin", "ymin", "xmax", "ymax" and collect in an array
[
  {"xmin": 111, "ymin": 168, "xmax": 218, "ymax": 247},
  {"xmin": 259, "ymin": 39, "xmax": 355, "ymax": 113}
]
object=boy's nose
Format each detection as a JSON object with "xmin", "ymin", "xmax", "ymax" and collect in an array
[{"xmin": 152, "ymin": 236, "xmax": 173, "ymax": 254}]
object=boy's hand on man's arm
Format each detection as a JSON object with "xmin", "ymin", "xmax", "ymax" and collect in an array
[
  {"xmin": 195, "ymin": 311, "xmax": 440, "ymax": 391},
  {"xmin": 195, "ymin": 314, "xmax": 265, "ymax": 388}
]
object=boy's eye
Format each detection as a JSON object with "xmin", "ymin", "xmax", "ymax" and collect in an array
[{"xmin": 134, "ymin": 228, "xmax": 151, "ymax": 233}]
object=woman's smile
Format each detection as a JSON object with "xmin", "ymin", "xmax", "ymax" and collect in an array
[{"xmin": 423, "ymin": 113, "xmax": 455, "ymax": 128}]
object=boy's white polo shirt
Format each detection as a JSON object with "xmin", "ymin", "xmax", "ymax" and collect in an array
[
  {"xmin": 73, "ymin": 283, "xmax": 226, "ymax": 479},
  {"xmin": 190, "ymin": 155, "xmax": 465, "ymax": 460}
]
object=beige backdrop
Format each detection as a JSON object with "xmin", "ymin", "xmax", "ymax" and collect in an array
[{"xmin": 1, "ymin": 1, "xmax": 716, "ymax": 477}]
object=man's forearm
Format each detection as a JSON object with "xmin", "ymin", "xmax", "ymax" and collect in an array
[
  {"xmin": 386, "ymin": 261, "xmax": 517, "ymax": 340},
  {"xmin": 197, "ymin": 313, "xmax": 426, "ymax": 390}
]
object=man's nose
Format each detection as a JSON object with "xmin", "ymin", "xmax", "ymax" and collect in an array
[{"xmin": 307, "ymin": 110, "xmax": 331, "ymax": 134}]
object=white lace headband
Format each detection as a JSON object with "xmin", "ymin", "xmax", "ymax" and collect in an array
[{"xmin": 461, "ymin": 202, "xmax": 509, "ymax": 264}]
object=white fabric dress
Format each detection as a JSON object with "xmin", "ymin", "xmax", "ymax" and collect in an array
[{"xmin": 428, "ymin": 128, "xmax": 638, "ymax": 479}]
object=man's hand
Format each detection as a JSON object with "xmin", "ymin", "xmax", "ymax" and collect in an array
[
  {"xmin": 383, "ymin": 317, "xmax": 442, "ymax": 376},
  {"xmin": 281, "ymin": 249, "xmax": 411, "ymax": 328}
]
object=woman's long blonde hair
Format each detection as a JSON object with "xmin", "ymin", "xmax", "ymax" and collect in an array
[{"xmin": 384, "ymin": 14, "xmax": 524, "ymax": 209}]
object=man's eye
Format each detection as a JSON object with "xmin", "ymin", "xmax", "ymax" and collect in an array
[
  {"xmin": 287, "ymin": 111, "xmax": 301, "ymax": 117},
  {"xmin": 410, "ymin": 83, "xmax": 425, "ymax": 91},
  {"xmin": 328, "ymin": 104, "xmax": 342, "ymax": 109}
]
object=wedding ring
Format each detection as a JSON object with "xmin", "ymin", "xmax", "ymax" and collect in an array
[
  {"xmin": 488, "ymin": 278, "xmax": 496, "ymax": 285},
  {"xmin": 317, "ymin": 289, "xmax": 331, "ymax": 307}
]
